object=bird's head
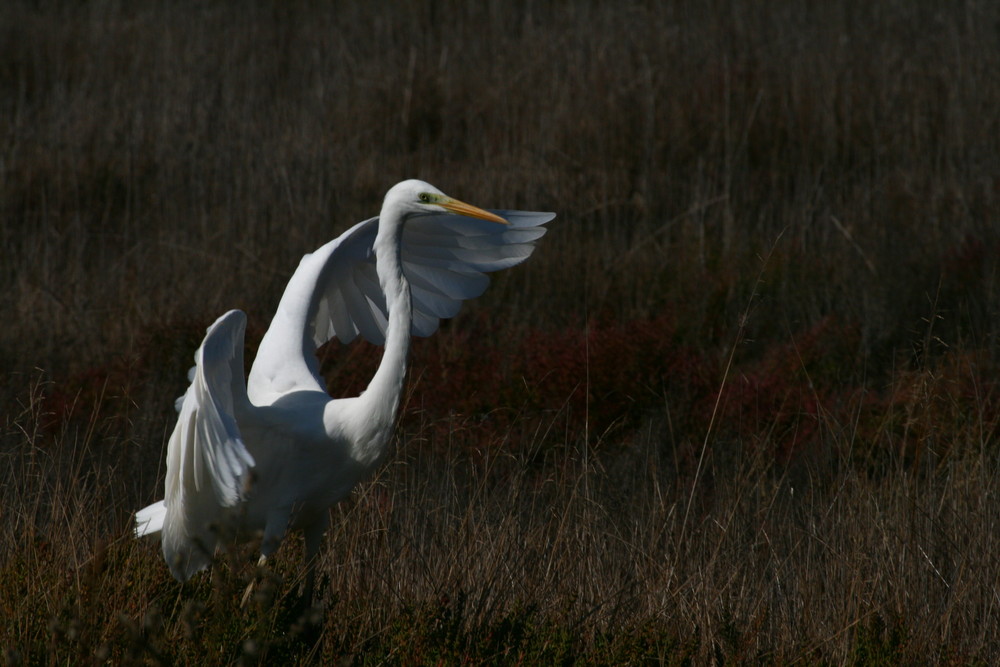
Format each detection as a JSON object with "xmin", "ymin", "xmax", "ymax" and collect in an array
[{"xmin": 384, "ymin": 179, "xmax": 508, "ymax": 225}]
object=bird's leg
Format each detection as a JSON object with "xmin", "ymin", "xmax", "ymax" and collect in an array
[
  {"xmin": 301, "ymin": 516, "xmax": 328, "ymax": 606},
  {"xmin": 261, "ymin": 509, "xmax": 291, "ymax": 559},
  {"xmin": 302, "ymin": 559, "xmax": 317, "ymax": 606},
  {"xmin": 240, "ymin": 510, "xmax": 290, "ymax": 608},
  {"xmin": 239, "ymin": 555, "xmax": 268, "ymax": 608}
]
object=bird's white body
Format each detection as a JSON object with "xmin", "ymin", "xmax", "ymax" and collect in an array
[{"xmin": 135, "ymin": 180, "xmax": 552, "ymax": 585}]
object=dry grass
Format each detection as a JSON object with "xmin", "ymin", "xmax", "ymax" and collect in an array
[{"xmin": 3, "ymin": 0, "xmax": 1000, "ymax": 663}]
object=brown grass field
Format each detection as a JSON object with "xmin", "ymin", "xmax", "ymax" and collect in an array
[{"xmin": 3, "ymin": 0, "xmax": 1000, "ymax": 663}]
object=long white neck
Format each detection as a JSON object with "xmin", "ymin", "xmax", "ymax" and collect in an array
[{"xmin": 356, "ymin": 205, "xmax": 412, "ymax": 441}]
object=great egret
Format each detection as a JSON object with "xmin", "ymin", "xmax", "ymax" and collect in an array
[{"xmin": 135, "ymin": 179, "xmax": 553, "ymax": 596}]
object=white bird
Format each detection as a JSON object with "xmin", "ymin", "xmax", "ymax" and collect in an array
[{"xmin": 134, "ymin": 179, "xmax": 552, "ymax": 596}]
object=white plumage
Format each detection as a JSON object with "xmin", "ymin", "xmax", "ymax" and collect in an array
[{"xmin": 135, "ymin": 180, "xmax": 552, "ymax": 594}]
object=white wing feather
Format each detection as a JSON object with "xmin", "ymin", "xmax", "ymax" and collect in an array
[
  {"xmin": 165, "ymin": 310, "xmax": 255, "ymax": 510},
  {"xmin": 247, "ymin": 209, "xmax": 553, "ymax": 403}
]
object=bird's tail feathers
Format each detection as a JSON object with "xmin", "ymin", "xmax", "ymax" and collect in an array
[{"xmin": 135, "ymin": 500, "xmax": 166, "ymax": 537}]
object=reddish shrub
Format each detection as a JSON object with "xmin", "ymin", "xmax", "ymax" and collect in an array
[{"xmin": 710, "ymin": 315, "xmax": 862, "ymax": 461}]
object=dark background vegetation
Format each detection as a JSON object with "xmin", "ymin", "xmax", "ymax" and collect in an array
[{"xmin": 3, "ymin": 0, "xmax": 1000, "ymax": 663}]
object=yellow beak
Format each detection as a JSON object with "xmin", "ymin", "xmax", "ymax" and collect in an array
[{"xmin": 440, "ymin": 198, "xmax": 508, "ymax": 224}]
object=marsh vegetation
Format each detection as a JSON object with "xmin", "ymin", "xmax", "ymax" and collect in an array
[{"xmin": 3, "ymin": 0, "xmax": 1000, "ymax": 662}]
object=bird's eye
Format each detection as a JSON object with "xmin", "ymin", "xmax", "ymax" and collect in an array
[{"xmin": 418, "ymin": 193, "xmax": 431, "ymax": 203}]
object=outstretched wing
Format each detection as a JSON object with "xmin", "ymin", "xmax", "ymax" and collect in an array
[
  {"xmin": 247, "ymin": 209, "xmax": 553, "ymax": 403},
  {"xmin": 165, "ymin": 309, "xmax": 256, "ymax": 511},
  {"xmin": 320, "ymin": 209, "xmax": 553, "ymax": 342},
  {"xmin": 136, "ymin": 310, "xmax": 257, "ymax": 579}
]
